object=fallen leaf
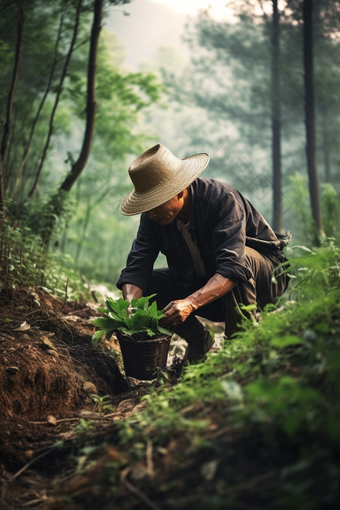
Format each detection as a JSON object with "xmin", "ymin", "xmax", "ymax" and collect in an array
[{"xmin": 14, "ymin": 321, "xmax": 31, "ymax": 331}]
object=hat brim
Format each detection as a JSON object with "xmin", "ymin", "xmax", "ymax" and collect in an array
[{"xmin": 120, "ymin": 152, "xmax": 210, "ymax": 216}]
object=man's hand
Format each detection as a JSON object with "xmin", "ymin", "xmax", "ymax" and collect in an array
[
  {"xmin": 161, "ymin": 298, "xmax": 196, "ymax": 326},
  {"xmin": 160, "ymin": 274, "xmax": 238, "ymax": 327}
]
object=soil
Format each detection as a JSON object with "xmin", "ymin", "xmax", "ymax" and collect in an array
[
  {"xmin": 0, "ymin": 288, "xmax": 230, "ymax": 510},
  {"xmin": 0, "ymin": 287, "xmax": 152, "ymax": 509}
]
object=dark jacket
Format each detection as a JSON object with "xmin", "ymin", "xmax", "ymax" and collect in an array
[{"xmin": 117, "ymin": 178, "xmax": 291, "ymax": 293}]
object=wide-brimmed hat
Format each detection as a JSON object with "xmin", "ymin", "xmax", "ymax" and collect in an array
[{"xmin": 120, "ymin": 144, "xmax": 210, "ymax": 216}]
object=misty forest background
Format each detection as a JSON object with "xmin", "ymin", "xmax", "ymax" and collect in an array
[{"xmin": 0, "ymin": 0, "xmax": 339, "ymax": 298}]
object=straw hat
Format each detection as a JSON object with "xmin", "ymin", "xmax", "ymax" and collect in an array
[{"xmin": 120, "ymin": 144, "xmax": 210, "ymax": 216}]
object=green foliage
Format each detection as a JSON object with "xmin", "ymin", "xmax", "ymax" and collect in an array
[
  {"xmin": 111, "ymin": 244, "xmax": 340, "ymax": 507},
  {"xmin": 287, "ymin": 173, "xmax": 314, "ymax": 246},
  {"xmin": 71, "ymin": 418, "xmax": 95, "ymax": 435},
  {"xmin": 92, "ymin": 295, "xmax": 172, "ymax": 346},
  {"xmin": 90, "ymin": 394, "xmax": 115, "ymax": 414},
  {"xmin": 0, "ymin": 213, "xmax": 91, "ymax": 300},
  {"xmin": 321, "ymin": 183, "xmax": 340, "ymax": 242}
]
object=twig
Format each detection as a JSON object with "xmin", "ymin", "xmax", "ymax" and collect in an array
[
  {"xmin": 146, "ymin": 439, "xmax": 154, "ymax": 478},
  {"xmin": 11, "ymin": 447, "xmax": 56, "ymax": 481},
  {"xmin": 22, "ymin": 496, "xmax": 47, "ymax": 507},
  {"xmin": 29, "ymin": 417, "xmax": 80, "ymax": 424},
  {"xmin": 120, "ymin": 467, "xmax": 161, "ymax": 510},
  {"xmin": 28, "ymin": 411, "xmax": 123, "ymax": 425}
]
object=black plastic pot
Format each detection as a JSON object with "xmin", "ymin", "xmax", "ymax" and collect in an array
[{"xmin": 116, "ymin": 332, "xmax": 171, "ymax": 380}]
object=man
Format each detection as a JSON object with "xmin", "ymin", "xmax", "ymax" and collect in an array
[{"xmin": 117, "ymin": 144, "xmax": 290, "ymax": 362}]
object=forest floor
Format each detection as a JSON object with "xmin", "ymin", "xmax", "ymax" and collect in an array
[
  {"xmin": 0, "ymin": 256, "xmax": 340, "ymax": 510},
  {"xmin": 0, "ymin": 288, "xmax": 150, "ymax": 508},
  {"xmin": 0, "ymin": 287, "xmax": 224, "ymax": 509}
]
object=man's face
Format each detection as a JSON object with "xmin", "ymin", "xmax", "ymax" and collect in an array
[{"xmin": 146, "ymin": 192, "xmax": 184, "ymax": 225}]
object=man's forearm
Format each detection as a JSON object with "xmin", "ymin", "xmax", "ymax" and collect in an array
[
  {"xmin": 122, "ymin": 283, "xmax": 143, "ymax": 302},
  {"xmin": 161, "ymin": 273, "xmax": 238, "ymax": 326},
  {"xmin": 187, "ymin": 273, "xmax": 238, "ymax": 313}
]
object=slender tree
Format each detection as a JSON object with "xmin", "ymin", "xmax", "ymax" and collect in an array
[
  {"xmin": 60, "ymin": 0, "xmax": 103, "ymax": 192},
  {"xmin": 28, "ymin": 0, "xmax": 82, "ymax": 198},
  {"xmin": 12, "ymin": 14, "xmax": 64, "ymax": 197},
  {"xmin": 0, "ymin": 0, "xmax": 24, "ymax": 212},
  {"xmin": 271, "ymin": 0, "xmax": 282, "ymax": 232},
  {"xmin": 41, "ymin": 0, "xmax": 104, "ymax": 247},
  {"xmin": 303, "ymin": 0, "xmax": 324, "ymax": 243}
]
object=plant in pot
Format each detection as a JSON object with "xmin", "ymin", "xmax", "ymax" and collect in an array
[{"xmin": 92, "ymin": 294, "xmax": 173, "ymax": 380}]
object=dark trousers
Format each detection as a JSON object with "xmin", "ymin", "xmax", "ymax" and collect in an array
[{"xmin": 145, "ymin": 247, "xmax": 288, "ymax": 342}]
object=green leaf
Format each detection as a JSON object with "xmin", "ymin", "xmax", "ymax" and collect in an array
[
  {"xmin": 105, "ymin": 297, "xmax": 129, "ymax": 319},
  {"xmin": 148, "ymin": 300, "xmax": 158, "ymax": 318},
  {"xmin": 92, "ymin": 329, "xmax": 105, "ymax": 346},
  {"xmin": 157, "ymin": 325, "xmax": 173, "ymax": 336},
  {"xmin": 271, "ymin": 335, "xmax": 303, "ymax": 349},
  {"xmin": 131, "ymin": 309, "xmax": 149, "ymax": 330},
  {"xmin": 92, "ymin": 317, "xmax": 121, "ymax": 330},
  {"xmin": 239, "ymin": 303, "xmax": 257, "ymax": 313}
]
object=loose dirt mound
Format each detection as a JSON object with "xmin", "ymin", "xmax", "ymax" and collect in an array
[{"xmin": 0, "ymin": 288, "xmax": 128, "ymax": 423}]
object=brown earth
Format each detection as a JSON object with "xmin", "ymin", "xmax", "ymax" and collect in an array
[
  {"xmin": 0, "ymin": 288, "xmax": 154, "ymax": 509},
  {"xmin": 0, "ymin": 289, "xmax": 231, "ymax": 510},
  {"xmin": 0, "ymin": 288, "xmax": 128, "ymax": 423}
]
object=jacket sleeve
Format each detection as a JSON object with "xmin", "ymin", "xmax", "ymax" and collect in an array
[
  {"xmin": 211, "ymin": 192, "xmax": 253, "ymax": 282},
  {"xmin": 116, "ymin": 214, "xmax": 160, "ymax": 294}
]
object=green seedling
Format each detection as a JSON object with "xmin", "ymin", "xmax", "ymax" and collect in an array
[
  {"xmin": 90, "ymin": 394, "xmax": 115, "ymax": 414},
  {"xmin": 91, "ymin": 294, "xmax": 172, "ymax": 346},
  {"xmin": 72, "ymin": 418, "xmax": 95, "ymax": 434}
]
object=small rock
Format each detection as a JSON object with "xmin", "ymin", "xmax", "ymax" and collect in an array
[
  {"xmin": 21, "ymin": 334, "xmax": 30, "ymax": 341},
  {"xmin": 302, "ymin": 329, "xmax": 318, "ymax": 343},
  {"xmin": 6, "ymin": 366, "xmax": 19, "ymax": 374},
  {"xmin": 47, "ymin": 415, "xmax": 57, "ymax": 427},
  {"xmin": 82, "ymin": 382, "xmax": 97, "ymax": 395},
  {"xmin": 24, "ymin": 450, "xmax": 34, "ymax": 460}
]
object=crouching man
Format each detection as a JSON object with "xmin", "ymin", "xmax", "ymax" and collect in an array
[{"xmin": 117, "ymin": 144, "xmax": 290, "ymax": 362}]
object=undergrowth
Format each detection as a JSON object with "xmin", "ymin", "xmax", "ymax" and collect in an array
[
  {"xmin": 0, "ymin": 213, "xmax": 91, "ymax": 300},
  {"xmin": 112, "ymin": 239, "xmax": 340, "ymax": 508}
]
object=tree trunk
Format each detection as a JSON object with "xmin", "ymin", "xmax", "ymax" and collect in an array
[
  {"xmin": 28, "ymin": 0, "xmax": 82, "ymax": 198},
  {"xmin": 41, "ymin": 0, "xmax": 103, "ymax": 247},
  {"xmin": 0, "ymin": 0, "xmax": 24, "ymax": 213},
  {"xmin": 13, "ymin": 14, "xmax": 64, "ymax": 197},
  {"xmin": 271, "ymin": 0, "xmax": 282, "ymax": 233},
  {"xmin": 60, "ymin": 0, "xmax": 103, "ymax": 192},
  {"xmin": 303, "ymin": 0, "xmax": 324, "ymax": 244}
]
